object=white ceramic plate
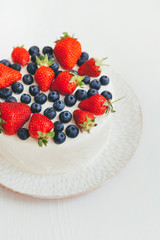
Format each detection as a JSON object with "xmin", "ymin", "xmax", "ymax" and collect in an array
[{"xmin": 0, "ymin": 69, "xmax": 142, "ymax": 199}]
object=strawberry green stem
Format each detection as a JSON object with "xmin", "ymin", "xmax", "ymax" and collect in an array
[
  {"xmin": 36, "ymin": 54, "xmax": 54, "ymax": 67},
  {"xmin": 55, "ymin": 32, "xmax": 77, "ymax": 43},
  {"xmin": 80, "ymin": 116, "xmax": 97, "ymax": 133},
  {"xmin": 103, "ymin": 96, "xmax": 124, "ymax": 115},
  {"xmin": 69, "ymin": 72, "xmax": 85, "ymax": 88},
  {"xmin": 37, "ymin": 129, "xmax": 55, "ymax": 147},
  {"xmin": 0, "ymin": 117, "xmax": 5, "ymax": 133}
]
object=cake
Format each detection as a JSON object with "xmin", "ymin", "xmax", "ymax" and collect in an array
[{"xmin": 0, "ymin": 33, "xmax": 115, "ymax": 175}]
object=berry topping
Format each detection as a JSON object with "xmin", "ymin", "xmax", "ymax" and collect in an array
[
  {"xmin": 65, "ymin": 125, "xmax": 79, "ymax": 138},
  {"xmin": 89, "ymin": 79, "xmax": 101, "ymax": 90},
  {"xmin": 44, "ymin": 107, "xmax": 56, "ymax": 120},
  {"xmin": 42, "ymin": 46, "xmax": 53, "ymax": 55},
  {"xmin": 77, "ymin": 58, "xmax": 86, "ymax": 67},
  {"xmin": 29, "ymin": 46, "xmax": 40, "ymax": 56},
  {"xmin": 20, "ymin": 94, "xmax": 31, "ymax": 104},
  {"xmin": 27, "ymin": 62, "xmax": 38, "ymax": 75},
  {"xmin": 53, "ymin": 132, "xmax": 66, "ymax": 144},
  {"xmin": 5, "ymin": 96, "xmax": 17, "ymax": 102},
  {"xmin": 0, "ymin": 88, "xmax": 12, "ymax": 99},
  {"xmin": 34, "ymin": 93, "xmax": 47, "ymax": 104},
  {"xmin": 64, "ymin": 94, "xmax": 76, "ymax": 107},
  {"xmin": 54, "ymin": 121, "xmax": 64, "ymax": 132},
  {"xmin": 53, "ymin": 100, "xmax": 65, "ymax": 111},
  {"xmin": 11, "ymin": 45, "xmax": 29, "ymax": 66},
  {"xmin": 87, "ymin": 88, "xmax": 99, "ymax": 98},
  {"xmin": 11, "ymin": 63, "xmax": 21, "ymax": 72},
  {"xmin": 29, "ymin": 85, "xmax": 40, "ymax": 96},
  {"xmin": 0, "ymin": 59, "xmax": 11, "ymax": 67},
  {"xmin": 100, "ymin": 75, "xmax": 110, "ymax": 85},
  {"xmin": 50, "ymin": 62, "xmax": 59, "ymax": 72},
  {"xmin": 82, "ymin": 75, "xmax": 90, "ymax": 84},
  {"xmin": 73, "ymin": 110, "xmax": 96, "ymax": 132},
  {"xmin": 31, "ymin": 53, "xmax": 40, "ymax": 63},
  {"xmin": 75, "ymin": 89, "xmax": 87, "ymax": 101},
  {"xmin": 101, "ymin": 91, "xmax": 112, "ymax": 100},
  {"xmin": 17, "ymin": 128, "xmax": 30, "ymax": 140},
  {"xmin": 11, "ymin": 82, "xmax": 24, "ymax": 94},
  {"xmin": 81, "ymin": 52, "xmax": 89, "ymax": 61},
  {"xmin": 30, "ymin": 103, "xmax": 42, "ymax": 113},
  {"xmin": 59, "ymin": 111, "xmax": 72, "ymax": 123},
  {"xmin": 48, "ymin": 91, "xmax": 59, "ymax": 102},
  {"xmin": 22, "ymin": 74, "xmax": 34, "ymax": 85}
]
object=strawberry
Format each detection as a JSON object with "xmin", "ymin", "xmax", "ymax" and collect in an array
[
  {"xmin": 0, "ymin": 64, "xmax": 22, "ymax": 89},
  {"xmin": 78, "ymin": 57, "xmax": 108, "ymax": 77},
  {"xmin": 11, "ymin": 45, "xmax": 29, "ymax": 66},
  {"xmin": 78, "ymin": 94, "xmax": 115, "ymax": 115},
  {"xmin": 50, "ymin": 71, "xmax": 84, "ymax": 95},
  {"xmin": 28, "ymin": 113, "xmax": 55, "ymax": 147},
  {"xmin": 54, "ymin": 32, "xmax": 82, "ymax": 70},
  {"xmin": 73, "ymin": 110, "xmax": 97, "ymax": 132},
  {"xmin": 0, "ymin": 102, "xmax": 31, "ymax": 135},
  {"xmin": 35, "ymin": 54, "xmax": 55, "ymax": 92}
]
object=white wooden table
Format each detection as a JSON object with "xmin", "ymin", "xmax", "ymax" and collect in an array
[{"xmin": 0, "ymin": 0, "xmax": 159, "ymax": 239}]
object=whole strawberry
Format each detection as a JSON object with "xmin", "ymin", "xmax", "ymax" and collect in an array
[
  {"xmin": 0, "ymin": 102, "xmax": 31, "ymax": 135},
  {"xmin": 54, "ymin": 32, "xmax": 82, "ymax": 70},
  {"xmin": 73, "ymin": 110, "xmax": 97, "ymax": 132},
  {"xmin": 78, "ymin": 57, "xmax": 108, "ymax": 77},
  {"xmin": 11, "ymin": 45, "xmax": 29, "ymax": 66},
  {"xmin": 50, "ymin": 71, "xmax": 84, "ymax": 95},
  {"xmin": 78, "ymin": 94, "xmax": 115, "ymax": 115},
  {"xmin": 0, "ymin": 64, "xmax": 22, "ymax": 89},
  {"xmin": 28, "ymin": 113, "xmax": 55, "ymax": 147},
  {"xmin": 35, "ymin": 54, "xmax": 55, "ymax": 92}
]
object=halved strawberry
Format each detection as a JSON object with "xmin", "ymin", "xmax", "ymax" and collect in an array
[
  {"xmin": 0, "ymin": 64, "xmax": 22, "ymax": 89},
  {"xmin": 0, "ymin": 102, "xmax": 31, "ymax": 135},
  {"xmin": 34, "ymin": 54, "xmax": 55, "ymax": 92},
  {"xmin": 28, "ymin": 113, "xmax": 55, "ymax": 147},
  {"xmin": 50, "ymin": 71, "xmax": 84, "ymax": 95},
  {"xmin": 11, "ymin": 45, "xmax": 29, "ymax": 66},
  {"xmin": 73, "ymin": 110, "xmax": 97, "ymax": 132},
  {"xmin": 54, "ymin": 32, "xmax": 82, "ymax": 70}
]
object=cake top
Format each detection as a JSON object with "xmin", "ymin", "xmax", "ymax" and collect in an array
[{"xmin": 0, "ymin": 32, "xmax": 118, "ymax": 147}]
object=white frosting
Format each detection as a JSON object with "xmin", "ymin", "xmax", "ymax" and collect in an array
[{"xmin": 0, "ymin": 60, "xmax": 113, "ymax": 175}]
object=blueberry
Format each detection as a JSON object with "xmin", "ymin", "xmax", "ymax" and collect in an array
[
  {"xmin": 42, "ymin": 46, "xmax": 53, "ymax": 55},
  {"xmin": 87, "ymin": 89, "xmax": 99, "ymax": 98},
  {"xmin": 101, "ymin": 91, "xmax": 112, "ymax": 100},
  {"xmin": 46, "ymin": 53, "xmax": 54, "ymax": 59},
  {"xmin": 0, "ymin": 59, "xmax": 11, "ymax": 67},
  {"xmin": 48, "ymin": 91, "xmax": 59, "ymax": 102},
  {"xmin": 77, "ymin": 58, "xmax": 85, "ymax": 66},
  {"xmin": 59, "ymin": 111, "xmax": 72, "ymax": 123},
  {"xmin": 29, "ymin": 46, "xmax": 40, "ymax": 56},
  {"xmin": 81, "ymin": 52, "xmax": 89, "ymax": 61},
  {"xmin": 100, "ymin": 75, "xmax": 110, "ymax": 85},
  {"xmin": 54, "ymin": 121, "xmax": 64, "ymax": 132},
  {"xmin": 50, "ymin": 62, "xmax": 59, "ymax": 72},
  {"xmin": 82, "ymin": 75, "xmax": 90, "ymax": 84},
  {"xmin": 0, "ymin": 88, "xmax": 12, "ymax": 99},
  {"xmin": 64, "ymin": 94, "xmax": 76, "ymax": 107},
  {"xmin": 70, "ymin": 69, "xmax": 78, "ymax": 75},
  {"xmin": 53, "ymin": 100, "xmax": 65, "ymax": 111},
  {"xmin": 89, "ymin": 79, "xmax": 101, "ymax": 90},
  {"xmin": 23, "ymin": 74, "xmax": 34, "ymax": 85},
  {"xmin": 29, "ymin": 85, "xmax": 40, "ymax": 96},
  {"xmin": 5, "ymin": 96, "xmax": 17, "ymax": 102},
  {"xmin": 44, "ymin": 107, "xmax": 56, "ymax": 120},
  {"xmin": 20, "ymin": 94, "xmax": 31, "ymax": 104},
  {"xmin": 55, "ymin": 70, "xmax": 62, "ymax": 78},
  {"xmin": 11, "ymin": 63, "xmax": 21, "ymax": 71},
  {"xmin": 31, "ymin": 53, "xmax": 40, "ymax": 63},
  {"xmin": 65, "ymin": 125, "xmax": 79, "ymax": 138},
  {"xmin": 27, "ymin": 62, "xmax": 38, "ymax": 75},
  {"xmin": 30, "ymin": 103, "xmax": 42, "ymax": 113},
  {"xmin": 17, "ymin": 128, "xmax": 30, "ymax": 140},
  {"xmin": 34, "ymin": 93, "xmax": 47, "ymax": 104},
  {"xmin": 11, "ymin": 82, "xmax": 24, "ymax": 94},
  {"xmin": 53, "ymin": 132, "xmax": 66, "ymax": 144},
  {"xmin": 75, "ymin": 89, "xmax": 87, "ymax": 101}
]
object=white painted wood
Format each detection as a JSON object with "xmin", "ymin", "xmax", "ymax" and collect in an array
[{"xmin": 0, "ymin": 0, "xmax": 159, "ymax": 239}]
